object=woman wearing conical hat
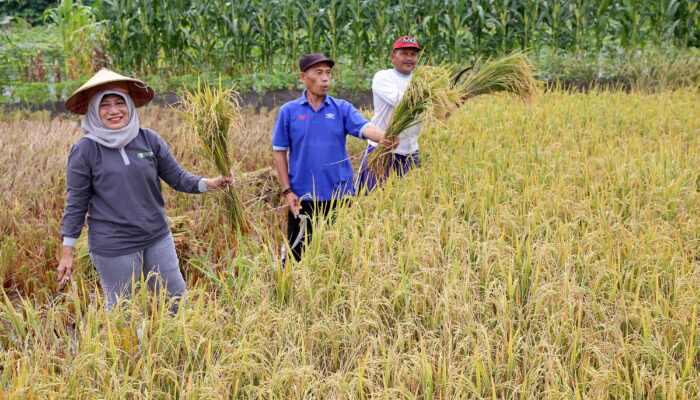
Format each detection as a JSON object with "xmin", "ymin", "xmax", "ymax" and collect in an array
[{"xmin": 57, "ymin": 69, "xmax": 230, "ymax": 313}]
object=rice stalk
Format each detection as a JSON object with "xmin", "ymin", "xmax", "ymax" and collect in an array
[
  {"xmin": 177, "ymin": 79, "xmax": 250, "ymax": 233},
  {"xmin": 454, "ymin": 50, "xmax": 540, "ymax": 102}
]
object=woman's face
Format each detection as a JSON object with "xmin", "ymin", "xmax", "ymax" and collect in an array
[{"xmin": 98, "ymin": 94, "xmax": 130, "ymax": 130}]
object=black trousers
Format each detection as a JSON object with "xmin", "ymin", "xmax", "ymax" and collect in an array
[{"xmin": 285, "ymin": 199, "xmax": 350, "ymax": 261}]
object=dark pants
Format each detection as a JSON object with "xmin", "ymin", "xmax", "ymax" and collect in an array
[
  {"xmin": 356, "ymin": 144, "xmax": 419, "ymax": 194},
  {"xmin": 285, "ymin": 199, "xmax": 350, "ymax": 262}
]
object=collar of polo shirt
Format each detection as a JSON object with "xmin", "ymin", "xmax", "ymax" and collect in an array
[{"xmin": 300, "ymin": 90, "xmax": 331, "ymax": 107}]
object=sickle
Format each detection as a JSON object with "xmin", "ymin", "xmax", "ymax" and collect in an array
[
  {"xmin": 51, "ymin": 281, "xmax": 68, "ymax": 340},
  {"xmin": 290, "ymin": 214, "xmax": 310, "ymax": 250}
]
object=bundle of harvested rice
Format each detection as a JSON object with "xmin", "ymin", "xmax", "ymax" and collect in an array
[
  {"xmin": 178, "ymin": 80, "xmax": 250, "ymax": 233},
  {"xmin": 367, "ymin": 52, "xmax": 539, "ymax": 179},
  {"xmin": 454, "ymin": 50, "xmax": 540, "ymax": 102},
  {"xmin": 367, "ymin": 65, "xmax": 461, "ymax": 177}
]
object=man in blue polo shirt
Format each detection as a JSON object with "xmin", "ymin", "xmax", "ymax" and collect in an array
[{"xmin": 272, "ymin": 53, "xmax": 387, "ymax": 261}]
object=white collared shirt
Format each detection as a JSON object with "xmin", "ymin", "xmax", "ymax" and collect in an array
[{"xmin": 367, "ymin": 68, "xmax": 422, "ymax": 155}]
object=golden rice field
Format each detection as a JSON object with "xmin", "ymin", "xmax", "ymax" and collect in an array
[{"xmin": 0, "ymin": 89, "xmax": 698, "ymax": 398}]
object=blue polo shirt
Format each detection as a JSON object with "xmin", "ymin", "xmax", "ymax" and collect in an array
[{"xmin": 272, "ymin": 90, "xmax": 371, "ymax": 201}]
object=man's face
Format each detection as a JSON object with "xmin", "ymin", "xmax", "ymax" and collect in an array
[
  {"xmin": 391, "ymin": 48, "xmax": 419, "ymax": 75},
  {"xmin": 300, "ymin": 62, "xmax": 332, "ymax": 97}
]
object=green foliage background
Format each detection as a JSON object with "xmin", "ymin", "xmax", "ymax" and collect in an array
[
  {"xmin": 90, "ymin": 0, "xmax": 699, "ymax": 76},
  {"xmin": 1, "ymin": 0, "xmax": 699, "ymax": 102},
  {"xmin": 0, "ymin": 0, "xmax": 55, "ymax": 24}
]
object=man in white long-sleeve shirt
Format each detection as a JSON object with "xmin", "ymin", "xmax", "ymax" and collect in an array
[{"xmin": 356, "ymin": 35, "xmax": 422, "ymax": 194}]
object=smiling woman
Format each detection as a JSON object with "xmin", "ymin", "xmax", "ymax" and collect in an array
[
  {"xmin": 98, "ymin": 94, "xmax": 129, "ymax": 130},
  {"xmin": 57, "ymin": 69, "xmax": 233, "ymax": 314}
]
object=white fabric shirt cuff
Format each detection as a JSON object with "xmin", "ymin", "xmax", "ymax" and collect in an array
[
  {"xmin": 198, "ymin": 178, "xmax": 208, "ymax": 193},
  {"xmin": 63, "ymin": 237, "xmax": 78, "ymax": 247}
]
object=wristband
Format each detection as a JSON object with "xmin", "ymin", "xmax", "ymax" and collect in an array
[{"xmin": 282, "ymin": 187, "xmax": 293, "ymax": 196}]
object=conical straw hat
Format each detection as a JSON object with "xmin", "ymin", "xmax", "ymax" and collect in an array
[{"xmin": 65, "ymin": 68, "xmax": 155, "ymax": 114}]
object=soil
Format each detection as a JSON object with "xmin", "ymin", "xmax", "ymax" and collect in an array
[{"xmin": 0, "ymin": 79, "xmax": 632, "ymax": 117}]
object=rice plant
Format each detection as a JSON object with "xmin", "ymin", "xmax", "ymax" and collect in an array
[
  {"xmin": 1, "ymin": 89, "xmax": 698, "ymax": 398},
  {"xmin": 178, "ymin": 80, "xmax": 250, "ymax": 234},
  {"xmin": 454, "ymin": 50, "xmax": 540, "ymax": 102},
  {"xmin": 366, "ymin": 64, "xmax": 461, "ymax": 178}
]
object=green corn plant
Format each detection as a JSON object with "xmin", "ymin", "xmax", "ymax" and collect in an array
[
  {"xmin": 220, "ymin": 0, "xmax": 255, "ymax": 74},
  {"xmin": 466, "ymin": 0, "xmax": 497, "ymax": 57},
  {"xmin": 251, "ymin": 0, "xmax": 282, "ymax": 72},
  {"xmin": 570, "ymin": 0, "xmax": 593, "ymax": 59},
  {"xmin": 678, "ymin": 0, "xmax": 699, "ymax": 47},
  {"xmin": 43, "ymin": 0, "xmax": 98, "ymax": 80},
  {"xmin": 298, "ymin": 0, "xmax": 323, "ymax": 54},
  {"xmin": 592, "ymin": 0, "xmax": 613, "ymax": 58},
  {"xmin": 81, "ymin": 0, "xmax": 700, "ymax": 80},
  {"xmin": 321, "ymin": 0, "xmax": 349, "ymax": 69},
  {"xmin": 442, "ymin": 0, "xmax": 470, "ymax": 63},
  {"xmin": 185, "ymin": 2, "xmax": 223, "ymax": 73},
  {"xmin": 647, "ymin": 0, "xmax": 678, "ymax": 46},
  {"xmin": 93, "ymin": 0, "xmax": 151, "ymax": 75},
  {"xmin": 510, "ymin": 0, "xmax": 545, "ymax": 54},
  {"xmin": 279, "ymin": 0, "xmax": 300, "ymax": 70},
  {"xmin": 616, "ymin": 0, "xmax": 647, "ymax": 53},
  {"xmin": 417, "ymin": 0, "xmax": 445, "ymax": 63},
  {"xmin": 541, "ymin": 0, "xmax": 571, "ymax": 56},
  {"xmin": 396, "ymin": 0, "xmax": 419, "ymax": 36},
  {"xmin": 494, "ymin": 0, "xmax": 513, "ymax": 54},
  {"xmin": 134, "ymin": 0, "xmax": 161, "ymax": 74},
  {"xmin": 364, "ymin": 0, "xmax": 394, "ymax": 68},
  {"xmin": 346, "ymin": 0, "xmax": 368, "ymax": 73}
]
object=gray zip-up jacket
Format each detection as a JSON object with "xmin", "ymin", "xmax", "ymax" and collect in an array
[{"xmin": 61, "ymin": 128, "xmax": 206, "ymax": 257}]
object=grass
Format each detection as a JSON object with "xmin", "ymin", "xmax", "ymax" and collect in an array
[{"xmin": 1, "ymin": 88, "xmax": 699, "ymax": 398}]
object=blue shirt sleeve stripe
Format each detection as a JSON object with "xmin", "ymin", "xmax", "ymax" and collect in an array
[
  {"xmin": 273, "ymin": 145, "xmax": 289, "ymax": 151},
  {"xmin": 358, "ymin": 122, "xmax": 371, "ymax": 139}
]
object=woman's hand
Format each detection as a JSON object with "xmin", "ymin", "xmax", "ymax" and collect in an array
[
  {"xmin": 285, "ymin": 191, "xmax": 301, "ymax": 218},
  {"xmin": 205, "ymin": 172, "xmax": 234, "ymax": 191},
  {"xmin": 57, "ymin": 246, "xmax": 74, "ymax": 284}
]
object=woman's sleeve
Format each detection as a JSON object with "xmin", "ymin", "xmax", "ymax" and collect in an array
[
  {"xmin": 60, "ymin": 143, "xmax": 92, "ymax": 244},
  {"xmin": 152, "ymin": 131, "xmax": 204, "ymax": 194}
]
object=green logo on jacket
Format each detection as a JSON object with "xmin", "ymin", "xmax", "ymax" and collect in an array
[{"xmin": 137, "ymin": 152, "xmax": 154, "ymax": 159}]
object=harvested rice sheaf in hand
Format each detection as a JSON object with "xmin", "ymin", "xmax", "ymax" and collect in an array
[
  {"xmin": 367, "ymin": 52, "xmax": 539, "ymax": 179},
  {"xmin": 454, "ymin": 50, "xmax": 540, "ymax": 102},
  {"xmin": 178, "ymin": 81, "xmax": 250, "ymax": 233},
  {"xmin": 367, "ymin": 65, "xmax": 461, "ymax": 177}
]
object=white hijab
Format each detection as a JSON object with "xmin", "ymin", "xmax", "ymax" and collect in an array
[{"xmin": 82, "ymin": 89, "xmax": 140, "ymax": 149}]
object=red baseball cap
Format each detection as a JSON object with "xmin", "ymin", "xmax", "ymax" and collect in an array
[{"xmin": 393, "ymin": 36, "xmax": 421, "ymax": 51}]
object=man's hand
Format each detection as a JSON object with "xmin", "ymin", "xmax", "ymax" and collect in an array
[
  {"xmin": 361, "ymin": 124, "xmax": 386, "ymax": 143},
  {"xmin": 57, "ymin": 246, "xmax": 74, "ymax": 284},
  {"xmin": 379, "ymin": 136, "xmax": 399, "ymax": 149},
  {"xmin": 285, "ymin": 191, "xmax": 301, "ymax": 218}
]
